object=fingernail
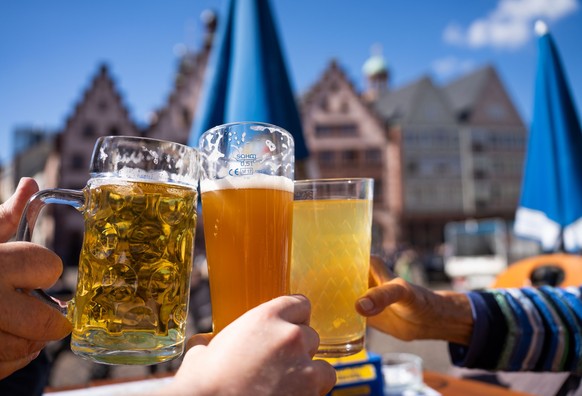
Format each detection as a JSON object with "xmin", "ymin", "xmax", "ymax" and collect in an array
[
  {"xmin": 358, "ymin": 297, "xmax": 374, "ymax": 313},
  {"xmin": 28, "ymin": 351, "xmax": 41, "ymax": 362}
]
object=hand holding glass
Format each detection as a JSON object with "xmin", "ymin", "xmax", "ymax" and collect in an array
[{"xmin": 17, "ymin": 136, "xmax": 200, "ymax": 365}]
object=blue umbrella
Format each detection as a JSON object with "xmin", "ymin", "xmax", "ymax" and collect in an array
[
  {"xmin": 514, "ymin": 22, "xmax": 582, "ymax": 252},
  {"xmin": 188, "ymin": 0, "xmax": 309, "ymax": 160}
]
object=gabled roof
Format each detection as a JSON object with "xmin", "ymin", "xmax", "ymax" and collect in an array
[
  {"xmin": 373, "ymin": 75, "xmax": 458, "ymax": 126},
  {"xmin": 300, "ymin": 59, "xmax": 387, "ymax": 141},
  {"xmin": 442, "ymin": 64, "xmax": 494, "ymax": 116},
  {"xmin": 301, "ymin": 59, "xmax": 360, "ymax": 107},
  {"xmin": 373, "ymin": 76, "xmax": 430, "ymax": 122},
  {"xmin": 63, "ymin": 63, "xmax": 137, "ymax": 133}
]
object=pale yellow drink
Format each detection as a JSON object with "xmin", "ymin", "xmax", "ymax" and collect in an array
[
  {"xmin": 291, "ymin": 197, "xmax": 372, "ymax": 357},
  {"xmin": 72, "ymin": 179, "xmax": 198, "ymax": 364}
]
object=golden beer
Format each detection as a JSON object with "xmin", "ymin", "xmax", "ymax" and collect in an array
[
  {"xmin": 71, "ymin": 179, "xmax": 197, "ymax": 364},
  {"xmin": 201, "ymin": 175, "xmax": 294, "ymax": 333},
  {"xmin": 291, "ymin": 198, "xmax": 372, "ymax": 356}
]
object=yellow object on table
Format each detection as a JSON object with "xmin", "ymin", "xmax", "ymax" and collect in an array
[{"xmin": 322, "ymin": 349, "xmax": 383, "ymax": 396}]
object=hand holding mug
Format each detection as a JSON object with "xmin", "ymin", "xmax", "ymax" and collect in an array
[
  {"xmin": 16, "ymin": 136, "xmax": 200, "ymax": 365},
  {"xmin": 0, "ymin": 178, "xmax": 71, "ymax": 379}
]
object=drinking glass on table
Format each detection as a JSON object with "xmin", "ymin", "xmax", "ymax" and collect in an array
[
  {"xmin": 198, "ymin": 122, "xmax": 295, "ymax": 333},
  {"xmin": 17, "ymin": 136, "xmax": 200, "ymax": 365},
  {"xmin": 381, "ymin": 353, "xmax": 424, "ymax": 395},
  {"xmin": 291, "ymin": 178, "xmax": 373, "ymax": 357}
]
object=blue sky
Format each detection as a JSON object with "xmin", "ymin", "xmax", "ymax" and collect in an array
[{"xmin": 1, "ymin": 0, "xmax": 581, "ymax": 165}]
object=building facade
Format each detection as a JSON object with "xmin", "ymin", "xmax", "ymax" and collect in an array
[{"xmin": 0, "ymin": 16, "xmax": 526, "ymax": 264}]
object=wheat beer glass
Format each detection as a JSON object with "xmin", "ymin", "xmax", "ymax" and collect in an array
[
  {"xmin": 198, "ymin": 122, "xmax": 294, "ymax": 333},
  {"xmin": 17, "ymin": 136, "xmax": 200, "ymax": 365},
  {"xmin": 291, "ymin": 178, "xmax": 373, "ymax": 357}
]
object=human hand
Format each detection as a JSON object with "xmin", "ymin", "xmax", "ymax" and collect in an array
[
  {"xmin": 0, "ymin": 178, "xmax": 72, "ymax": 379},
  {"xmin": 356, "ymin": 256, "xmax": 473, "ymax": 345},
  {"xmin": 162, "ymin": 295, "xmax": 336, "ymax": 396}
]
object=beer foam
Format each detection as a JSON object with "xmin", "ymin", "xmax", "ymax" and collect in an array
[
  {"xmin": 90, "ymin": 168, "xmax": 197, "ymax": 188},
  {"xmin": 200, "ymin": 174, "xmax": 294, "ymax": 193}
]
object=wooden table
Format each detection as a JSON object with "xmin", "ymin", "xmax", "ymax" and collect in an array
[
  {"xmin": 424, "ymin": 371, "xmax": 533, "ymax": 396},
  {"xmin": 45, "ymin": 371, "xmax": 534, "ymax": 395}
]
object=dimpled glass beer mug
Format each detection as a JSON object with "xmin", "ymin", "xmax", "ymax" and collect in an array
[
  {"xmin": 198, "ymin": 122, "xmax": 295, "ymax": 333},
  {"xmin": 17, "ymin": 136, "xmax": 200, "ymax": 365},
  {"xmin": 291, "ymin": 178, "xmax": 373, "ymax": 357}
]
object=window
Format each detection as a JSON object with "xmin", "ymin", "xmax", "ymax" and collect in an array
[
  {"xmin": 338, "ymin": 124, "xmax": 358, "ymax": 137},
  {"xmin": 318, "ymin": 151, "xmax": 335, "ymax": 167},
  {"xmin": 71, "ymin": 154, "xmax": 85, "ymax": 170},
  {"xmin": 373, "ymin": 179, "xmax": 383, "ymax": 201},
  {"xmin": 182, "ymin": 107, "xmax": 192, "ymax": 128},
  {"xmin": 407, "ymin": 161, "xmax": 418, "ymax": 175},
  {"xmin": 365, "ymin": 149, "xmax": 382, "ymax": 165},
  {"xmin": 98, "ymin": 100, "xmax": 108, "ymax": 113},
  {"xmin": 83, "ymin": 123, "xmax": 96, "ymax": 138},
  {"xmin": 315, "ymin": 125, "xmax": 333, "ymax": 137},
  {"xmin": 314, "ymin": 124, "xmax": 359, "ymax": 138},
  {"xmin": 342, "ymin": 150, "xmax": 358, "ymax": 165},
  {"xmin": 340, "ymin": 102, "xmax": 349, "ymax": 114},
  {"xmin": 474, "ymin": 169, "xmax": 487, "ymax": 179}
]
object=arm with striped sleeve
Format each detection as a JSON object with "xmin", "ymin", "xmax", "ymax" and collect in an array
[{"xmin": 449, "ymin": 286, "xmax": 582, "ymax": 373}]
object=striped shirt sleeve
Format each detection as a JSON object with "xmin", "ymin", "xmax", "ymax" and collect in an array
[{"xmin": 449, "ymin": 286, "xmax": 582, "ymax": 373}]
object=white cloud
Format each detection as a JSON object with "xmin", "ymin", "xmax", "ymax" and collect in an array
[
  {"xmin": 431, "ymin": 56, "xmax": 476, "ymax": 79},
  {"xmin": 443, "ymin": 0, "xmax": 579, "ymax": 49}
]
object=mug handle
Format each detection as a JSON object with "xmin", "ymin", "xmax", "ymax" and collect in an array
[{"xmin": 16, "ymin": 188, "xmax": 85, "ymax": 315}]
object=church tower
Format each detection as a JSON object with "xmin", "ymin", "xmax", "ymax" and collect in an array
[{"xmin": 362, "ymin": 44, "xmax": 390, "ymax": 102}]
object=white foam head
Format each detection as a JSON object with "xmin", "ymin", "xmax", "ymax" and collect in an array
[{"xmin": 200, "ymin": 174, "xmax": 294, "ymax": 193}]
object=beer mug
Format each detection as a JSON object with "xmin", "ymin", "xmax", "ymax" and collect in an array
[
  {"xmin": 198, "ymin": 122, "xmax": 295, "ymax": 333},
  {"xmin": 17, "ymin": 136, "xmax": 200, "ymax": 365}
]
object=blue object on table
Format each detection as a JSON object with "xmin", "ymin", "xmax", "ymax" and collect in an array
[
  {"xmin": 326, "ymin": 351, "xmax": 384, "ymax": 396},
  {"xmin": 188, "ymin": 0, "xmax": 309, "ymax": 160},
  {"xmin": 514, "ymin": 23, "xmax": 582, "ymax": 252}
]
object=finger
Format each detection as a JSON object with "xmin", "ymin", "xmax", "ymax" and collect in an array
[
  {"xmin": 299, "ymin": 324, "xmax": 320, "ymax": 357},
  {"xmin": 272, "ymin": 294, "xmax": 311, "ymax": 326},
  {"xmin": 311, "ymin": 359, "xmax": 337, "ymax": 395},
  {"xmin": 356, "ymin": 280, "xmax": 407, "ymax": 316},
  {"xmin": 0, "ymin": 351, "xmax": 41, "ymax": 381},
  {"xmin": 1, "ymin": 242, "xmax": 63, "ymax": 290},
  {"xmin": 186, "ymin": 333, "xmax": 214, "ymax": 350},
  {"xmin": 0, "ymin": 291, "xmax": 72, "ymax": 341},
  {"xmin": 0, "ymin": 178, "xmax": 39, "ymax": 242},
  {"xmin": 0, "ymin": 331, "xmax": 45, "ymax": 361}
]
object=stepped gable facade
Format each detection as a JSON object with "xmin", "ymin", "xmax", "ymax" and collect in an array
[
  {"xmin": 53, "ymin": 64, "xmax": 141, "ymax": 266},
  {"xmin": 301, "ymin": 59, "xmax": 401, "ymax": 251}
]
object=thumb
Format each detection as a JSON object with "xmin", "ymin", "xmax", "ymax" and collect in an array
[
  {"xmin": 357, "ymin": 279, "xmax": 409, "ymax": 317},
  {"xmin": 0, "ymin": 178, "xmax": 39, "ymax": 242},
  {"xmin": 186, "ymin": 333, "xmax": 214, "ymax": 351}
]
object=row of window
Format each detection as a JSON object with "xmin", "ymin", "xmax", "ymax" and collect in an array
[
  {"xmin": 317, "ymin": 148, "xmax": 383, "ymax": 167},
  {"xmin": 315, "ymin": 123, "xmax": 359, "ymax": 138},
  {"xmin": 83, "ymin": 123, "xmax": 121, "ymax": 138},
  {"xmin": 403, "ymin": 128, "xmax": 526, "ymax": 152}
]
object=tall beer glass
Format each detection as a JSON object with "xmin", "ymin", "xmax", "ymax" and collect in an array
[
  {"xmin": 17, "ymin": 136, "xmax": 200, "ymax": 365},
  {"xmin": 291, "ymin": 178, "xmax": 373, "ymax": 357},
  {"xmin": 198, "ymin": 122, "xmax": 295, "ymax": 333}
]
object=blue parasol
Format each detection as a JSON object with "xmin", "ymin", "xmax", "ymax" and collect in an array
[
  {"xmin": 514, "ymin": 22, "xmax": 582, "ymax": 252},
  {"xmin": 188, "ymin": 0, "xmax": 308, "ymax": 160}
]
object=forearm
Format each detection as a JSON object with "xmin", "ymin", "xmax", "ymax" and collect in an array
[{"xmin": 432, "ymin": 291, "xmax": 473, "ymax": 345}]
